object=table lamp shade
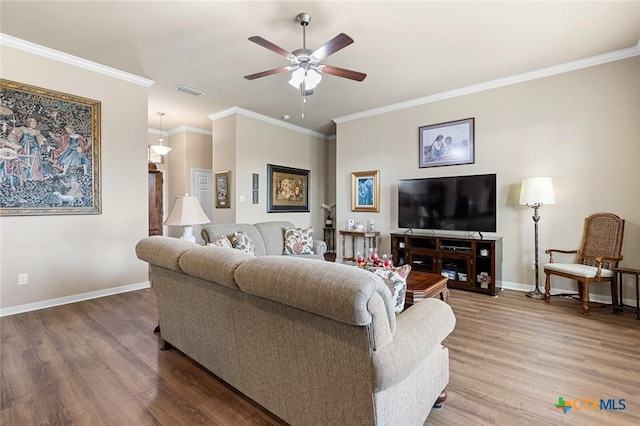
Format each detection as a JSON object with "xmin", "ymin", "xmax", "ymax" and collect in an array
[
  {"xmin": 519, "ymin": 177, "xmax": 555, "ymax": 206},
  {"xmin": 164, "ymin": 194, "xmax": 210, "ymax": 226}
]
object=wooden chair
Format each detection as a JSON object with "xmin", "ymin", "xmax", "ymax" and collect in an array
[{"xmin": 543, "ymin": 212, "xmax": 624, "ymax": 315}]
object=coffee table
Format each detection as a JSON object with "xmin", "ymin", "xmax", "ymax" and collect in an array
[{"xmin": 405, "ymin": 271, "xmax": 449, "ymax": 308}]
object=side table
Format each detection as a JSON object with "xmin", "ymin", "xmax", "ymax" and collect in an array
[
  {"xmin": 613, "ymin": 267, "xmax": 640, "ymax": 320},
  {"xmin": 339, "ymin": 230, "xmax": 380, "ymax": 261},
  {"xmin": 405, "ymin": 271, "xmax": 449, "ymax": 308}
]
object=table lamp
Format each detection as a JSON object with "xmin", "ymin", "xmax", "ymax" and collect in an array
[
  {"xmin": 164, "ymin": 194, "xmax": 210, "ymax": 243},
  {"xmin": 519, "ymin": 177, "xmax": 555, "ymax": 299}
]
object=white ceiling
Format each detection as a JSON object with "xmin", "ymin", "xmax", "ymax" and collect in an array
[{"xmin": 1, "ymin": 1, "xmax": 639, "ymax": 135}]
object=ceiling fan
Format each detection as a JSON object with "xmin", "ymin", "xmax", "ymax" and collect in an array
[{"xmin": 244, "ymin": 12, "xmax": 367, "ymax": 98}]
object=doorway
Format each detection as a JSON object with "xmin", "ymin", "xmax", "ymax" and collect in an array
[{"xmin": 192, "ymin": 168, "xmax": 213, "ymax": 221}]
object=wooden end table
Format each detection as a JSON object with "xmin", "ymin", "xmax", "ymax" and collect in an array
[{"xmin": 405, "ymin": 271, "xmax": 450, "ymax": 308}]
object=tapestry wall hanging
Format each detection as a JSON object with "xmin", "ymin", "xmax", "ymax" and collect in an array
[
  {"xmin": 0, "ymin": 79, "xmax": 101, "ymax": 216},
  {"xmin": 267, "ymin": 164, "xmax": 309, "ymax": 213}
]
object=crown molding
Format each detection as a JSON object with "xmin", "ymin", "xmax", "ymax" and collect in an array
[
  {"xmin": 169, "ymin": 125, "xmax": 212, "ymax": 136},
  {"xmin": 334, "ymin": 41, "xmax": 640, "ymax": 125},
  {"xmin": 149, "ymin": 126, "xmax": 212, "ymax": 137},
  {"xmin": 209, "ymin": 107, "xmax": 331, "ymax": 140},
  {"xmin": 0, "ymin": 33, "xmax": 155, "ymax": 88}
]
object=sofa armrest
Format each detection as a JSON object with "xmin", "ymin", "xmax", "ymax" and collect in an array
[
  {"xmin": 313, "ymin": 240, "xmax": 327, "ymax": 256},
  {"xmin": 372, "ymin": 298, "xmax": 455, "ymax": 391}
]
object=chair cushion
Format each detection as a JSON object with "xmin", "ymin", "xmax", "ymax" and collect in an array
[
  {"xmin": 283, "ymin": 227, "xmax": 314, "ymax": 255},
  {"xmin": 544, "ymin": 263, "xmax": 613, "ymax": 278},
  {"xmin": 231, "ymin": 231, "xmax": 256, "ymax": 256}
]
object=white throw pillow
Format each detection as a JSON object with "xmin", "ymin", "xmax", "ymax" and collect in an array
[
  {"xmin": 231, "ymin": 231, "xmax": 255, "ymax": 256},
  {"xmin": 283, "ymin": 227, "xmax": 314, "ymax": 255}
]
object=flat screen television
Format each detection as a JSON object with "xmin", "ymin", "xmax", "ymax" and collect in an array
[{"xmin": 398, "ymin": 173, "xmax": 497, "ymax": 232}]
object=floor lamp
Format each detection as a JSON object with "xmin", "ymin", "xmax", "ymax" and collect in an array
[
  {"xmin": 519, "ymin": 177, "xmax": 555, "ymax": 299},
  {"xmin": 164, "ymin": 194, "xmax": 210, "ymax": 243}
]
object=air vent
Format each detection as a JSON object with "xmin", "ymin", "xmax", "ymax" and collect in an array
[{"xmin": 174, "ymin": 85, "xmax": 204, "ymax": 96}]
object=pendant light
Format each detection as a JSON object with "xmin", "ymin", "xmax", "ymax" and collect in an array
[{"xmin": 150, "ymin": 112, "xmax": 172, "ymax": 155}]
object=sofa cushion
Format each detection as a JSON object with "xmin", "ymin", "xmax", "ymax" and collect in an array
[
  {"xmin": 235, "ymin": 257, "xmax": 396, "ymax": 330},
  {"xmin": 179, "ymin": 245, "xmax": 253, "ymax": 290},
  {"xmin": 232, "ymin": 231, "xmax": 255, "ymax": 256},
  {"xmin": 209, "ymin": 234, "xmax": 233, "ymax": 248},
  {"xmin": 283, "ymin": 227, "xmax": 314, "ymax": 255},
  {"xmin": 365, "ymin": 265, "xmax": 411, "ymax": 314},
  {"xmin": 201, "ymin": 223, "xmax": 267, "ymax": 256},
  {"xmin": 254, "ymin": 221, "xmax": 296, "ymax": 256},
  {"xmin": 135, "ymin": 236, "xmax": 195, "ymax": 273}
]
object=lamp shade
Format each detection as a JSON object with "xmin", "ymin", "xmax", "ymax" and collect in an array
[
  {"xmin": 150, "ymin": 144, "xmax": 172, "ymax": 156},
  {"xmin": 164, "ymin": 194, "xmax": 210, "ymax": 226},
  {"xmin": 519, "ymin": 177, "xmax": 555, "ymax": 205}
]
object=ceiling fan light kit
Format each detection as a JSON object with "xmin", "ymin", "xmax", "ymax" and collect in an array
[{"xmin": 245, "ymin": 12, "xmax": 366, "ymax": 116}]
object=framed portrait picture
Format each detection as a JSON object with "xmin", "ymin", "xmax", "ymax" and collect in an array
[
  {"xmin": 252, "ymin": 173, "xmax": 259, "ymax": 204},
  {"xmin": 351, "ymin": 170, "xmax": 380, "ymax": 212},
  {"xmin": 0, "ymin": 79, "xmax": 101, "ymax": 216},
  {"xmin": 215, "ymin": 170, "xmax": 230, "ymax": 208},
  {"xmin": 267, "ymin": 164, "xmax": 309, "ymax": 213},
  {"xmin": 419, "ymin": 117, "xmax": 474, "ymax": 168}
]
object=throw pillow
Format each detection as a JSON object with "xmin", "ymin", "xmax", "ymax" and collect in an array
[
  {"xmin": 231, "ymin": 231, "xmax": 255, "ymax": 256},
  {"xmin": 283, "ymin": 227, "xmax": 314, "ymax": 255},
  {"xmin": 209, "ymin": 234, "xmax": 233, "ymax": 248},
  {"xmin": 365, "ymin": 264, "xmax": 411, "ymax": 314}
]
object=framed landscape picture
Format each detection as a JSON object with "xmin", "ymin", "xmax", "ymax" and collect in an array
[
  {"xmin": 267, "ymin": 164, "xmax": 309, "ymax": 213},
  {"xmin": 351, "ymin": 170, "xmax": 380, "ymax": 212},
  {"xmin": 419, "ymin": 117, "xmax": 474, "ymax": 168},
  {"xmin": 0, "ymin": 79, "xmax": 101, "ymax": 216},
  {"xmin": 215, "ymin": 170, "xmax": 230, "ymax": 208}
]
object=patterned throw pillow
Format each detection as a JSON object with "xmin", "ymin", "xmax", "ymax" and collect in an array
[
  {"xmin": 209, "ymin": 234, "xmax": 233, "ymax": 248},
  {"xmin": 366, "ymin": 264, "xmax": 411, "ymax": 314},
  {"xmin": 283, "ymin": 227, "xmax": 314, "ymax": 255},
  {"xmin": 231, "ymin": 231, "xmax": 255, "ymax": 256}
]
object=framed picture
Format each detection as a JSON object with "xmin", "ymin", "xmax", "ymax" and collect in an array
[
  {"xmin": 419, "ymin": 117, "xmax": 474, "ymax": 168},
  {"xmin": 351, "ymin": 170, "xmax": 380, "ymax": 212},
  {"xmin": 215, "ymin": 170, "xmax": 230, "ymax": 208},
  {"xmin": 0, "ymin": 79, "xmax": 101, "ymax": 216},
  {"xmin": 252, "ymin": 173, "xmax": 259, "ymax": 204},
  {"xmin": 267, "ymin": 164, "xmax": 309, "ymax": 213}
]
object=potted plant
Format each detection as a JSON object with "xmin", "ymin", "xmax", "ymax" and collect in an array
[{"xmin": 321, "ymin": 203, "xmax": 336, "ymax": 228}]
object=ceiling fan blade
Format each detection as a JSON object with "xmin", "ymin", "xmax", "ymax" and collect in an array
[
  {"xmin": 244, "ymin": 67, "xmax": 291, "ymax": 80},
  {"xmin": 248, "ymin": 36, "xmax": 295, "ymax": 60},
  {"xmin": 312, "ymin": 33, "xmax": 354, "ymax": 61},
  {"xmin": 319, "ymin": 65, "xmax": 367, "ymax": 82}
]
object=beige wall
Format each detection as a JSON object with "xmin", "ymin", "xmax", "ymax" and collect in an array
[
  {"xmin": 163, "ymin": 129, "xmax": 212, "ymax": 240},
  {"xmin": 0, "ymin": 46, "xmax": 150, "ymax": 311},
  {"xmin": 336, "ymin": 57, "xmax": 640, "ymax": 299},
  {"xmin": 212, "ymin": 114, "xmax": 237, "ymax": 224},
  {"xmin": 211, "ymin": 114, "xmax": 328, "ymax": 231}
]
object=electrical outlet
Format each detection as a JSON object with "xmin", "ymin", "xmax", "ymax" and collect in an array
[
  {"xmin": 531, "ymin": 261, "xmax": 536, "ymax": 271},
  {"xmin": 18, "ymin": 273, "xmax": 28, "ymax": 285}
]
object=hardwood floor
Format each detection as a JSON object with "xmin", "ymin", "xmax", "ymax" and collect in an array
[{"xmin": 1, "ymin": 288, "xmax": 638, "ymax": 425}]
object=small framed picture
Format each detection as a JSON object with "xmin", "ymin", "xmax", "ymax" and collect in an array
[
  {"xmin": 215, "ymin": 170, "xmax": 230, "ymax": 208},
  {"xmin": 419, "ymin": 118, "xmax": 475, "ymax": 168},
  {"xmin": 351, "ymin": 170, "xmax": 380, "ymax": 212},
  {"xmin": 252, "ymin": 173, "xmax": 259, "ymax": 204}
]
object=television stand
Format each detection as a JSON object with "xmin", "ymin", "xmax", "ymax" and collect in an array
[{"xmin": 391, "ymin": 232, "xmax": 503, "ymax": 296}]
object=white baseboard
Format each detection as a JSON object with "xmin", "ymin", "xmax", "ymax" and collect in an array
[
  {"xmin": 500, "ymin": 280, "xmax": 637, "ymax": 307},
  {"xmin": 0, "ymin": 281, "xmax": 151, "ymax": 317}
]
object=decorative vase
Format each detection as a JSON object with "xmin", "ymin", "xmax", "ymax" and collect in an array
[{"xmin": 325, "ymin": 219, "xmax": 333, "ymax": 228}]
